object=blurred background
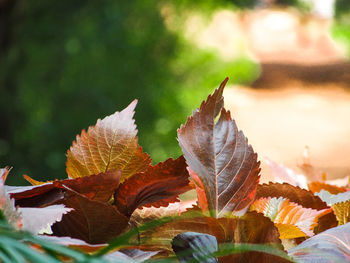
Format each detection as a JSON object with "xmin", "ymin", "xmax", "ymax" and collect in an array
[{"xmin": 1, "ymin": 0, "xmax": 350, "ymax": 185}]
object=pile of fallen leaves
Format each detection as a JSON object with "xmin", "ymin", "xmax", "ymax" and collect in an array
[{"xmin": 1, "ymin": 78, "xmax": 350, "ymax": 263}]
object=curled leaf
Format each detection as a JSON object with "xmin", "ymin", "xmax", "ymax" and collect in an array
[
  {"xmin": 178, "ymin": 78, "xmax": 260, "ymax": 217},
  {"xmin": 114, "ymin": 156, "xmax": 191, "ymax": 217},
  {"xmin": 66, "ymin": 100, "xmax": 151, "ymax": 180},
  {"xmin": 256, "ymin": 183, "xmax": 328, "ymax": 210},
  {"xmin": 12, "ymin": 171, "xmax": 121, "ymax": 207}
]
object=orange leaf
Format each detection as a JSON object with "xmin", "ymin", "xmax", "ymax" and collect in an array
[
  {"xmin": 308, "ymin": 181, "xmax": 347, "ymax": 195},
  {"xmin": 66, "ymin": 100, "xmax": 151, "ymax": 180},
  {"xmin": 251, "ymin": 197, "xmax": 332, "ymax": 238}
]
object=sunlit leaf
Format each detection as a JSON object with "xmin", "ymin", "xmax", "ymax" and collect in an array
[
  {"xmin": 251, "ymin": 197, "xmax": 331, "ymax": 238},
  {"xmin": 288, "ymin": 222, "xmax": 350, "ymax": 262},
  {"xmin": 178, "ymin": 78, "xmax": 260, "ymax": 217},
  {"xmin": 131, "ymin": 200, "xmax": 197, "ymax": 225},
  {"xmin": 316, "ymin": 190, "xmax": 350, "ymax": 225},
  {"xmin": 66, "ymin": 100, "xmax": 151, "ymax": 180},
  {"xmin": 51, "ymin": 190, "xmax": 129, "ymax": 244},
  {"xmin": 0, "ymin": 167, "xmax": 10, "ymax": 183},
  {"xmin": 316, "ymin": 189, "xmax": 350, "ymax": 206},
  {"xmin": 256, "ymin": 183, "xmax": 337, "ymax": 233},
  {"xmin": 114, "ymin": 156, "xmax": 191, "ymax": 217},
  {"xmin": 19, "ymin": 205, "xmax": 72, "ymax": 234},
  {"xmin": 332, "ymin": 201, "xmax": 350, "ymax": 225}
]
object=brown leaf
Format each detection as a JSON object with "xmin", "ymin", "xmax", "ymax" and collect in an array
[
  {"xmin": 51, "ymin": 190, "xmax": 129, "ymax": 244},
  {"xmin": 251, "ymin": 197, "xmax": 331, "ymax": 238},
  {"xmin": 141, "ymin": 211, "xmax": 285, "ymax": 262},
  {"xmin": 256, "ymin": 183, "xmax": 328, "ymax": 210},
  {"xmin": 12, "ymin": 171, "xmax": 121, "ymax": 207},
  {"xmin": 308, "ymin": 181, "xmax": 347, "ymax": 195},
  {"xmin": 177, "ymin": 78, "xmax": 260, "ymax": 217},
  {"xmin": 114, "ymin": 156, "xmax": 191, "ymax": 217},
  {"xmin": 66, "ymin": 100, "xmax": 151, "ymax": 180}
]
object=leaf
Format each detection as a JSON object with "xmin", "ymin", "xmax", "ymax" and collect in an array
[
  {"xmin": 256, "ymin": 183, "xmax": 337, "ymax": 233},
  {"xmin": 114, "ymin": 156, "xmax": 192, "ymax": 217},
  {"xmin": 256, "ymin": 183, "xmax": 328, "ymax": 210},
  {"xmin": 51, "ymin": 190, "xmax": 129, "ymax": 244},
  {"xmin": 0, "ymin": 169, "xmax": 22, "ymax": 229},
  {"xmin": 288, "ymin": 222, "xmax": 350, "ymax": 262},
  {"xmin": 308, "ymin": 182, "xmax": 347, "ymax": 195},
  {"xmin": 12, "ymin": 171, "xmax": 121, "ymax": 206},
  {"xmin": 316, "ymin": 189, "xmax": 350, "ymax": 206},
  {"xmin": 141, "ymin": 211, "xmax": 284, "ymax": 263},
  {"xmin": 0, "ymin": 167, "xmax": 10, "ymax": 183},
  {"xmin": 18, "ymin": 205, "xmax": 72, "ymax": 234},
  {"xmin": 316, "ymin": 190, "xmax": 350, "ymax": 225},
  {"xmin": 23, "ymin": 175, "xmax": 53, "ymax": 186},
  {"xmin": 172, "ymin": 232, "xmax": 218, "ymax": 263},
  {"xmin": 178, "ymin": 78, "xmax": 260, "ymax": 217},
  {"xmin": 332, "ymin": 201, "xmax": 350, "ymax": 225},
  {"xmin": 66, "ymin": 100, "xmax": 151, "ymax": 180},
  {"xmin": 187, "ymin": 168, "xmax": 209, "ymax": 212},
  {"xmin": 107, "ymin": 249, "xmax": 159, "ymax": 263},
  {"xmin": 131, "ymin": 200, "xmax": 197, "ymax": 225},
  {"xmin": 251, "ymin": 197, "xmax": 331, "ymax": 238},
  {"xmin": 265, "ymin": 157, "xmax": 307, "ymax": 189}
]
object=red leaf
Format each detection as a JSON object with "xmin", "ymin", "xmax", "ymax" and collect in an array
[
  {"xmin": 66, "ymin": 100, "xmax": 151, "ymax": 180},
  {"xmin": 114, "ymin": 156, "xmax": 191, "ymax": 217},
  {"xmin": 11, "ymin": 171, "xmax": 121, "ymax": 207},
  {"xmin": 187, "ymin": 168, "xmax": 208, "ymax": 212},
  {"xmin": 177, "ymin": 78, "xmax": 260, "ymax": 217},
  {"xmin": 51, "ymin": 190, "xmax": 129, "ymax": 244}
]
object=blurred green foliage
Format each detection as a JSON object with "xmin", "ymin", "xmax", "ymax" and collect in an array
[
  {"xmin": 0, "ymin": 0, "xmax": 259, "ymax": 185},
  {"xmin": 3, "ymin": 0, "xmax": 348, "ymax": 185}
]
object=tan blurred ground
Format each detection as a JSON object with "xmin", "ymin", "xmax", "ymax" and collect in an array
[{"xmin": 182, "ymin": 7, "xmax": 350, "ymax": 181}]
